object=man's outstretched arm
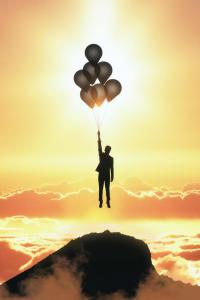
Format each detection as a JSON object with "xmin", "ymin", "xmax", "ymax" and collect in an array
[
  {"xmin": 97, "ymin": 130, "xmax": 102, "ymax": 160},
  {"xmin": 111, "ymin": 158, "xmax": 114, "ymax": 182}
]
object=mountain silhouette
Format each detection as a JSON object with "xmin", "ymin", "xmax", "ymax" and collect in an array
[{"xmin": 2, "ymin": 231, "xmax": 155, "ymax": 298}]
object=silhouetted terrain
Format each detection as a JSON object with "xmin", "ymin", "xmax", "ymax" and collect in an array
[{"xmin": 2, "ymin": 231, "xmax": 154, "ymax": 298}]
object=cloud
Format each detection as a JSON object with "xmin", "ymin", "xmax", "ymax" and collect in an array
[
  {"xmin": 0, "ymin": 259, "xmax": 84, "ymax": 300},
  {"xmin": 0, "ymin": 217, "xmax": 72, "ymax": 283},
  {"xmin": 181, "ymin": 244, "xmax": 200, "ymax": 250},
  {"xmin": 0, "ymin": 189, "xmax": 95, "ymax": 218},
  {"xmin": 135, "ymin": 272, "xmax": 200, "ymax": 300},
  {"xmin": 178, "ymin": 250, "xmax": 200, "ymax": 261},
  {"xmin": 183, "ymin": 183, "xmax": 200, "ymax": 192},
  {"xmin": 152, "ymin": 251, "xmax": 172, "ymax": 259},
  {"xmin": 0, "ymin": 190, "xmax": 62, "ymax": 218},
  {"xmin": 1, "ymin": 229, "xmax": 200, "ymax": 287},
  {"xmin": 0, "ymin": 241, "xmax": 31, "ymax": 283},
  {"xmin": 1, "ymin": 185, "xmax": 200, "ymax": 219},
  {"xmin": 111, "ymin": 186, "xmax": 200, "ymax": 219},
  {"xmin": 35, "ymin": 178, "xmax": 97, "ymax": 194},
  {"xmin": 122, "ymin": 177, "xmax": 152, "ymax": 192},
  {"xmin": 36, "ymin": 181, "xmax": 78, "ymax": 194},
  {"xmin": 147, "ymin": 233, "xmax": 200, "ymax": 285},
  {"xmin": 20, "ymin": 249, "xmax": 54, "ymax": 272},
  {"xmin": 154, "ymin": 254, "xmax": 200, "ymax": 286},
  {"xmin": 0, "ymin": 265, "xmax": 200, "ymax": 300},
  {"xmin": 1, "ymin": 183, "xmax": 200, "ymax": 291},
  {"xmin": 0, "ymin": 237, "xmax": 56, "ymax": 284}
]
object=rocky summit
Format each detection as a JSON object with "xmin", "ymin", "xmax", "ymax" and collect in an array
[{"xmin": 3, "ymin": 231, "xmax": 155, "ymax": 298}]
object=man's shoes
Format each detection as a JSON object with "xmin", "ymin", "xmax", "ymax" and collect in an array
[
  {"xmin": 99, "ymin": 202, "xmax": 103, "ymax": 208},
  {"xmin": 107, "ymin": 202, "xmax": 111, "ymax": 208}
]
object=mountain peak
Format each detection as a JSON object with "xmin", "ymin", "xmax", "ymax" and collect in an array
[{"xmin": 3, "ymin": 231, "xmax": 155, "ymax": 298}]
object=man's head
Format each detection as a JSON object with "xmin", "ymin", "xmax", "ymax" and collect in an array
[{"xmin": 105, "ymin": 145, "xmax": 111, "ymax": 154}]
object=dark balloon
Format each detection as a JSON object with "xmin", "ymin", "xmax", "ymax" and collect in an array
[
  {"xmin": 96, "ymin": 61, "xmax": 112, "ymax": 84},
  {"xmin": 105, "ymin": 79, "xmax": 122, "ymax": 101},
  {"xmin": 80, "ymin": 87, "xmax": 95, "ymax": 109},
  {"xmin": 85, "ymin": 44, "xmax": 102, "ymax": 64},
  {"xmin": 83, "ymin": 62, "xmax": 98, "ymax": 85},
  {"xmin": 91, "ymin": 84, "xmax": 106, "ymax": 107},
  {"xmin": 74, "ymin": 70, "xmax": 90, "ymax": 90}
]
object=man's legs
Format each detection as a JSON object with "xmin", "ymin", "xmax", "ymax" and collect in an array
[
  {"xmin": 105, "ymin": 178, "xmax": 111, "ymax": 208},
  {"xmin": 98, "ymin": 175, "xmax": 104, "ymax": 207}
]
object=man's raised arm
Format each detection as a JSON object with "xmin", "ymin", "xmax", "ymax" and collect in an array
[{"xmin": 97, "ymin": 130, "xmax": 102, "ymax": 160}]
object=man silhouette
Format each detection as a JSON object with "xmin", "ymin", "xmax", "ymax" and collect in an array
[{"xmin": 96, "ymin": 130, "xmax": 114, "ymax": 208}]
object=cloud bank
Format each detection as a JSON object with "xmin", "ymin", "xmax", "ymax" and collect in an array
[
  {"xmin": 0, "ymin": 266, "xmax": 200, "ymax": 300},
  {"xmin": 1, "ymin": 184, "xmax": 200, "ymax": 219}
]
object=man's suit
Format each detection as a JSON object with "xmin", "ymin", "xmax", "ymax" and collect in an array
[{"xmin": 96, "ymin": 139, "xmax": 114, "ymax": 203}]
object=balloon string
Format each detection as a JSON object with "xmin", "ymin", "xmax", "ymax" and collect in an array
[
  {"xmin": 93, "ymin": 108, "xmax": 100, "ymax": 130},
  {"xmin": 92, "ymin": 103, "xmax": 108, "ymax": 130},
  {"xmin": 100, "ymin": 102, "xmax": 108, "ymax": 128}
]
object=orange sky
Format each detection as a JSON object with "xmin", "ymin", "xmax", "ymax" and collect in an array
[
  {"xmin": 0, "ymin": 0, "xmax": 200, "ymax": 288},
  {"xmin": 0, "ymin": 0, "xmax": 200, "ymax": 190}
]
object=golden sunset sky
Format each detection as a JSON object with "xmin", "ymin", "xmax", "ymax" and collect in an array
[
  {"xmin": 0, "ymin": 0, "xmax": 200, "ymax": 287},
  {"xmin": 1, "ymin": 0, "xmax": 200, "ymax": 190}
]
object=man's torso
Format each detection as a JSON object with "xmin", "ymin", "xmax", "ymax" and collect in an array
[{"xmin": 96, "ymin": 153, "xmax": 113, "ymax": 177}]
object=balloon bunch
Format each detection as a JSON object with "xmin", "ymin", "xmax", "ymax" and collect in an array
[{"xmin": 74, "ymin": 44, "xmax": 122, "ymax": 109}]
